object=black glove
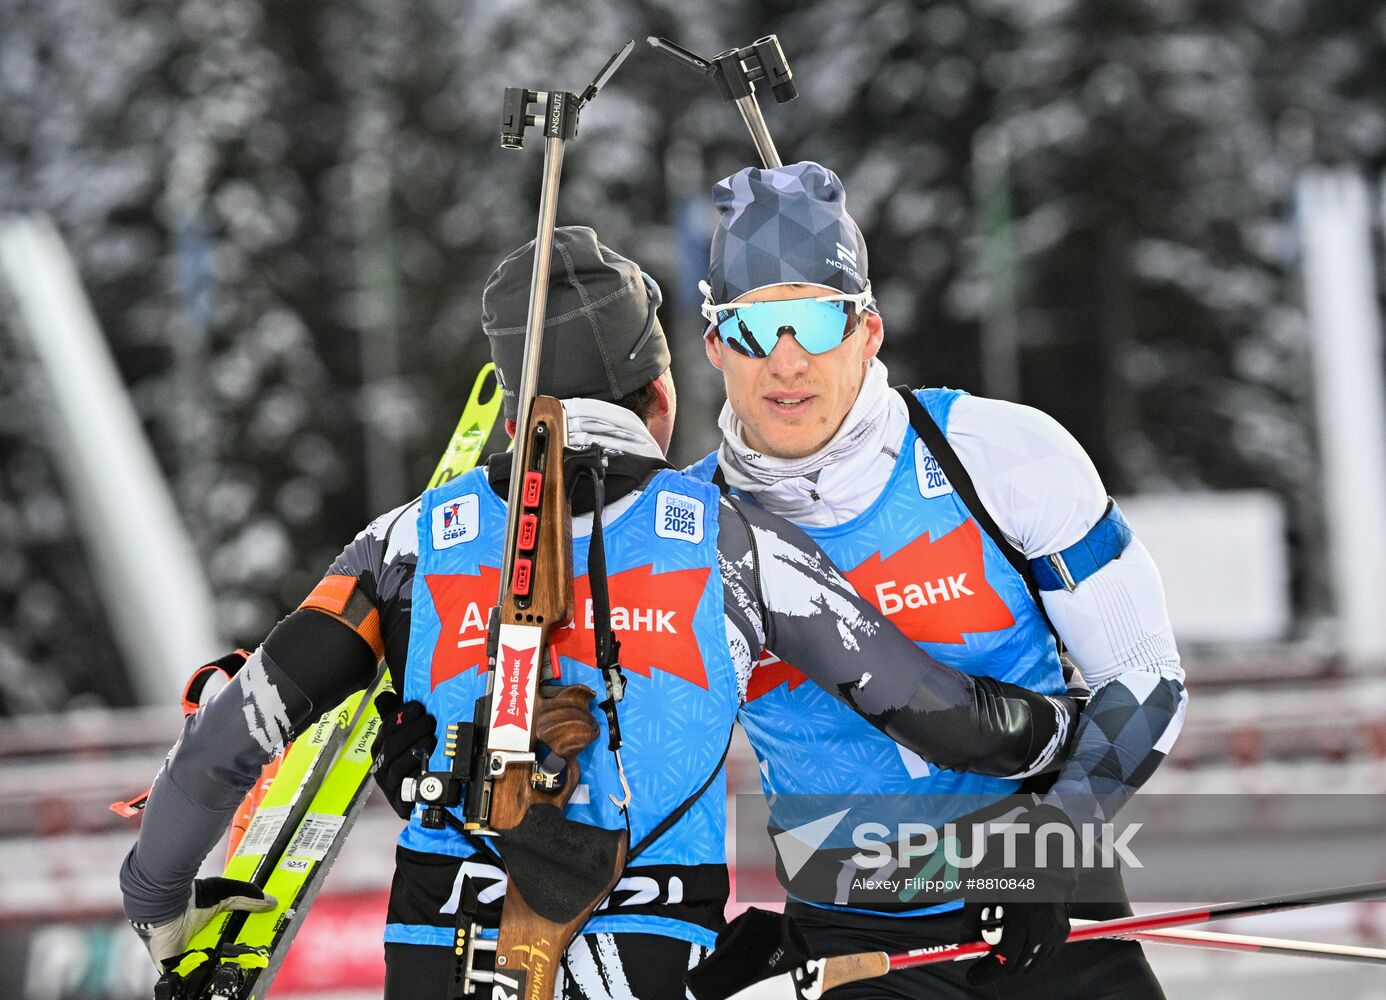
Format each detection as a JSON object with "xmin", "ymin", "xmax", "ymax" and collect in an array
[
  {"xmin": 686, "ymin": 908, "xmax": 811, "ymax": 1000},
  {"xmin": 960, "ymin": 803, "xmax": 1079, "ymax": 985},
  {"xmin": 370, "ymin": 691, "xmax": 437, "ymax": 819}
]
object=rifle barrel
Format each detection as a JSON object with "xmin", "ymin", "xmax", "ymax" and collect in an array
[
  {"xmin": 733, "ymin": 95, "xmax": 782, "ymax": 168},
  {"xmin": 500, "ymin": 134, "xmax": 567, "ymax": 599}
]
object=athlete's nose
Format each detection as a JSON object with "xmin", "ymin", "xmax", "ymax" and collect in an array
[{"xmin": 766, "ymin": 329, "xmax": 811, "ymax": 379}]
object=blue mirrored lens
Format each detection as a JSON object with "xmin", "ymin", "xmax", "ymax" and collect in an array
[{"xmin": 714, "ymin": 300, "xmax": 851, "ymax": 358}]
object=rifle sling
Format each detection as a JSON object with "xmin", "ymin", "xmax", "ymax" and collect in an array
[{"xmin": 563, "ymin": 445, "xmax": 631, "ymax": 758}]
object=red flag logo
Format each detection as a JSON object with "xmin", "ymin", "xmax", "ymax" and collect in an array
[
  {"xmin": 426, "ymin": 565, "xmax": 711, "ymax": 690},
  {"xmin": 551, "ymin": 565, "xmax": 711, "ymax": 689},
  {"xmin": 426, "ymin": 567, "xmax": 501, "ymax": 688},
  {"xmin": 745, "ymin": 520, "xmax": 1014, "ymax": 701},
  {"xmin": 492, "ymin": 642, "xmax": 536, "ymax": 732},
  {"xmin": 843, "ymin": 519, "xmax": 1014, "ymax": 645}
]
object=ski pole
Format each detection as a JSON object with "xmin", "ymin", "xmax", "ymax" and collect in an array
[
  {"xmin": 1087, "ymin": 921, "xmax": 1386, "ymax": 967},
  {"xmin": 792, "ymin": 880, "xmax": 1386, "ymax": 997}
]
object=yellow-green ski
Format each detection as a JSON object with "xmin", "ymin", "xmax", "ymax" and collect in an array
[
  {"xmin": 155, "ymin": 365, "xmax": 502, "ymax": 1000},
  {"xmin": 161, "ymin": 672, "xmax": 389, "ymax": 999},
  {"xmin": 429, "ymin": 362, "xmax": 502, "ymax": 489}
]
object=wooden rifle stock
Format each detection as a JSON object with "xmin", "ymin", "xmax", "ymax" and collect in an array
[
  {"xmin": 498, "ymin": 396, "xmax": 574, "ymax": 645},
  {"xmin": 473, "ymin": 396, "xmax": 627, "ymax": 1000},
  {"xmin": 487, "ymin": 394, "xmax": 576, "ymax": 834}
]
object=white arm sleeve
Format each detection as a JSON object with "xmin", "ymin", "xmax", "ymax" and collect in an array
[{"xmin": 945, "ymin": 395, "xmax": 1183, "ymax": 688}]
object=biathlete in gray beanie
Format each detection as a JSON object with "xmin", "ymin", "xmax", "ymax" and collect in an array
[
  {"xmin": 409, "ymin": 220, "xmax": 1080, "ymax": 996},
  {"xmin": 483, "ymin": 225, "xmax": 672, "ymax": 421},
  {"xmin": 360, "ymin": 223, "xmax": 1081, "ymax": 994}
]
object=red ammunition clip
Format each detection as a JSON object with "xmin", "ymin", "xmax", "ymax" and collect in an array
[
  {"xmin": 518, "ymin": 513, "xmax": 538, "ymax": 550},
  {"xmin": 512, "ymin": 558, "xmax": 533, "ymax": 595},
  {"xmin": 523, "ymin": 471, "xmax": 543, "ymax": 507}
]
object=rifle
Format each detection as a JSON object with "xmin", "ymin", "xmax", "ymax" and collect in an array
[{"xmin": 400, "ymin": 42, "xmax": 637, "ymax": 1000}]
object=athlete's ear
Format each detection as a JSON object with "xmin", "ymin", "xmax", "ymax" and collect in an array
[
  {"xmin": 704, "ymin": 329, "xmax": 725, "ymax": 372},
  {"xmin": 645, "ymin": 372, "xmax": 676, "ymax": 456},
  {"xmin": 862, "ymin": 311, "xmax": 884, "ymax": 362},
  {"xmin": 647, "ymin": 372, "xmax": 674, "ymax": 417},
  {"xmin": 504, "ymin": 419, "xmax": 517, "ymax": 439}
]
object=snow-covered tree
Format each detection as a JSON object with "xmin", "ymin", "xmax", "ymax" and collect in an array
[{"xmin": 2, "ymin": 0, "xmax": 1383, "ymax": 708}]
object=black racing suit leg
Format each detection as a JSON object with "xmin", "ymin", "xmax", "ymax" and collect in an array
[{"xmin": 384, "ymin": 942, "xmax": 459, "ymax": 1000}]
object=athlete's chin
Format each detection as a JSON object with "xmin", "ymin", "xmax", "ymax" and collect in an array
[
  {"xmin": 747, "ymin": 421, "xmax": 833, "ymax": 460},
  {"xmin": 765, "ymin": 440, "xmax": 823, "ymax": 460}
]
